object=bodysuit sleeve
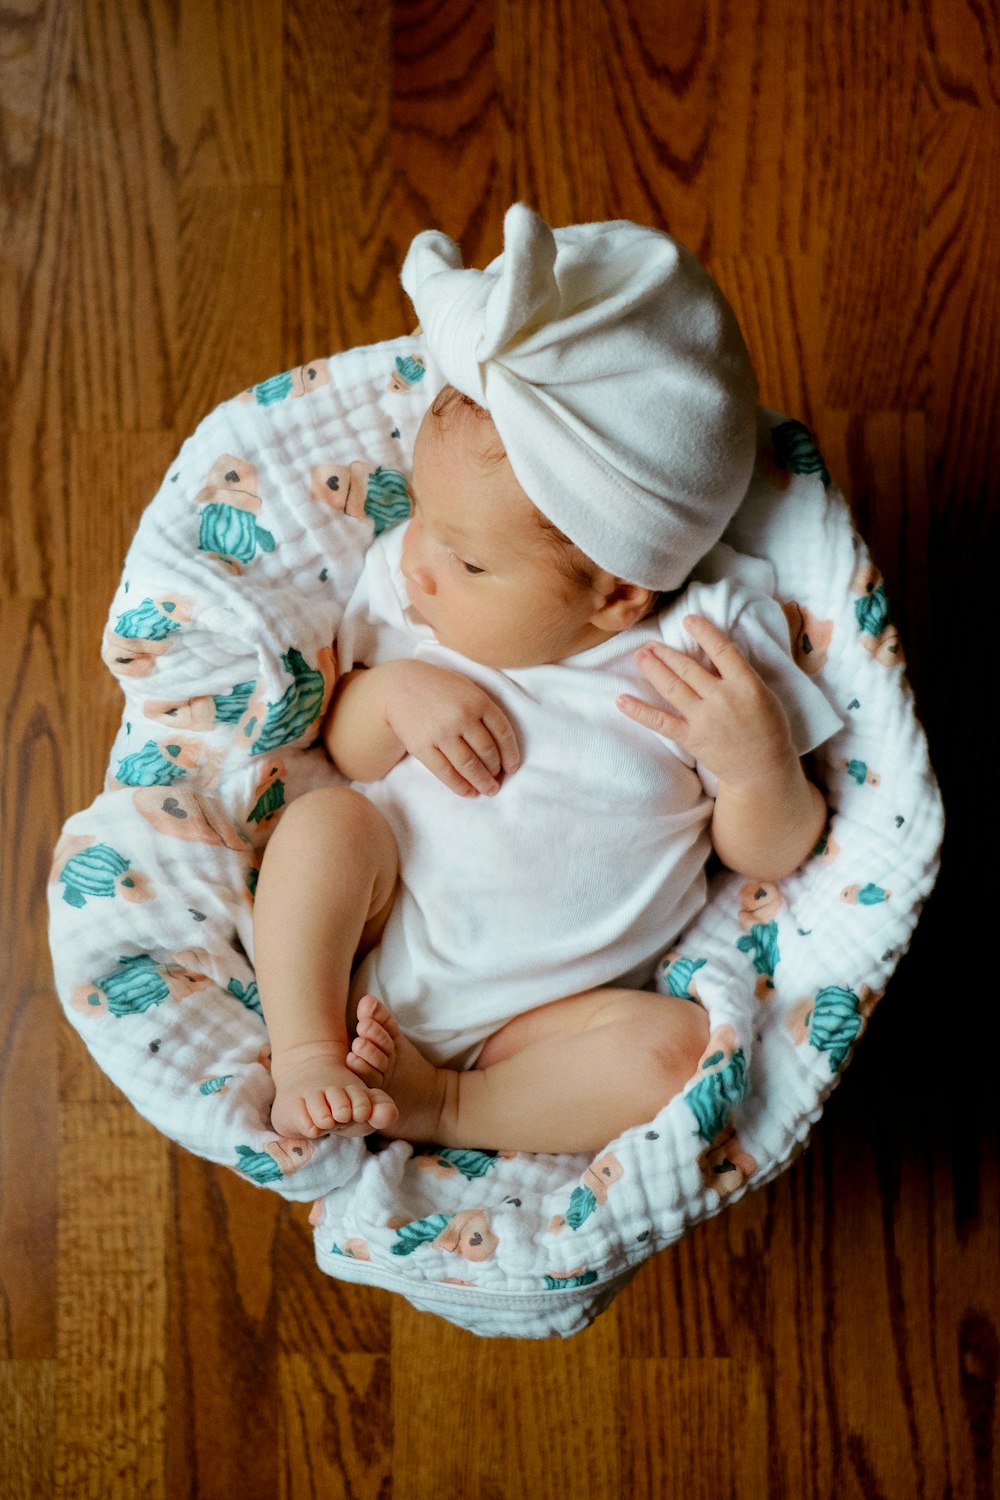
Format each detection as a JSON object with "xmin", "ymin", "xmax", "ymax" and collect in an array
[{"xmin": 659, "ymin": 577, "xmax": 844, "ymax": 796}]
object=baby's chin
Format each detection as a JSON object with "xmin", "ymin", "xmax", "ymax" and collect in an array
[
  {"xmin": 407, "ymin": 598, "xmax": 585, "ymax": 668},
  {"xmin": 431, "ymin": 626, "xmax": 518, "ymax": 669},
  {"xmin": 438, "ymin": 633, "xmax": 563, "ymax": 671}
]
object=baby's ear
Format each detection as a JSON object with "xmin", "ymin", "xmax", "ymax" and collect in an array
[{"xmin": 592, "ymin": 580, "xmax": 655, "ymax": 633}]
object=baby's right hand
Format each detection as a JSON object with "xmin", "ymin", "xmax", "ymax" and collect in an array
[{"xmin": 382, "ymin": 660, "xmax": 520, "ymax": 796}]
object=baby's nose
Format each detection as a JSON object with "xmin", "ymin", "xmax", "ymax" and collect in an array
[
  {"xmin": 410, "ymin": 565, "xmax": 436, "ymax": 595},
  {"xmin": 401, "ymin": 535, "xmax": 436, "ymax": 595}
]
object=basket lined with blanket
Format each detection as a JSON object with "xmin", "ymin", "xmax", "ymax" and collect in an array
[{"xmin": 48, "ymin": 334, "xmax": 942, "ymax": 1338}]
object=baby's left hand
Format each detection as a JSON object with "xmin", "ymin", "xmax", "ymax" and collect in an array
[{"xmin": 617, "ymin": 615, "xmax": 795, "ymax": 788}]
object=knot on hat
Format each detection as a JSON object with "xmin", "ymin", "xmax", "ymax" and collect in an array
[
  {"xmin": 404, "ymin": 212, "xmax": 561, "ymax": 403},
  {"xmin": 401, "ymin": 204, "xmax": 759, "ymax": 591}
]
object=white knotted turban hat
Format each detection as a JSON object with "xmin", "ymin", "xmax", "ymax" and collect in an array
[{"xmin": 401, "ymin": 203, "xmax": 759, "ymax": 591}]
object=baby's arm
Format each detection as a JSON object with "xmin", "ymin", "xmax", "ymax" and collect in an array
[
  {"xmin": 323, "ymin": 660, "xmax": 520, "ymax": 796},
  {"xmin": 617, "ymin": 615, "xmax": 826, "ymax": 879},
  {"xmin": 323, "ymin": 666, "xmax": 408, "ymax": 782},
  {"xmin": 708, "ymin": 750, "xmax": 826, "ymax": 878}
]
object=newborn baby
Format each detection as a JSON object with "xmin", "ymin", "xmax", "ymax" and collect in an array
[{"xmin": 252, "ymin": 206, "xmax": 840, "ymax": 1154}]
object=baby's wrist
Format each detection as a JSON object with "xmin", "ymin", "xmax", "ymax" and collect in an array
[
  {"xmin": 375, "ymin": 660, "xmax": 415, "ymax": 732},
  {"xmin": 716, "ymin": 745, "xmax": 802, "ymax": 799}
]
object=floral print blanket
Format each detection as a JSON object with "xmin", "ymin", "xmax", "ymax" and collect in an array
[{"xmin": 48, "ymin": 336, "xmax": 942, "ymax": 1338}]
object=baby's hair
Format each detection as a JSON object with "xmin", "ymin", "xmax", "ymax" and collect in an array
[
  {"xmin": 430, "ymin": 385, "xmax": 507, "ymax": 468},
  {"xmin": 429, "ymin": 384, "xmax": 670, "ymax": 616}
]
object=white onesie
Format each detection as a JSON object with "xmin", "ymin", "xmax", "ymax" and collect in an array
[{"xmin": 337, "ymin": 523, "xmax": 842, "ymax": 1067}]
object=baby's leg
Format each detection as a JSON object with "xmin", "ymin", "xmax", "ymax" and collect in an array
[
  {"xmin": 252, "ymin": 786, "xmax": 400, "ymax": 1138},
  {"xmin": 353, "ymin": 987, "xmax": 711, "ymax": 1154}
]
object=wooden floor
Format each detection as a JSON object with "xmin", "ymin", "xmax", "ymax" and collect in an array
[{"xmin": 2, "ymin": 1, "xmax": 997, "ymax": 1495}]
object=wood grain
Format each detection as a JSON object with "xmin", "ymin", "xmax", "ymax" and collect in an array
[
  {"xmin": 285, "ymin": 0, "xmax": 403, "ymax": 357},
  {"xmin": 70, "ymin": 0, "xmax": 178, "ymax": 436},
  {"xmin": 55, "ymin": 1103, "xmax": 170, "ymax": 1498},
  {"xmin": 1, "ymin": 1, "xmax": 996, "ymax": 1495},
  {"xmin": 0, "ymin": 0, "xmax": 74, "ymax": 597},
  {"xmin": 0, "ymin": 1359, "xmax": 55, "ymax": 1500},
  {"xmin": 392, "ymin": 1301, "xmax": 621, "ymax": 1497},
  {"xmin": 164, "ymin": 1150, "xmax": 284, "ymax": 1500}
]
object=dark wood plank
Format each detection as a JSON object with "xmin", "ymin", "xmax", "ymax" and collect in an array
[
  {"xmin": 0, "ymin": 602, "xmax": 65, "ymax": 1360},
  {"xmin": 619, "ymin": 1214, "xmax": 734, "ymax": 1358},
  {"xmin": 391, "ymin": 0, "xmax": 502, "ymax": 262},
  {"xmin": 280, "ymin": 1207, "xmax": 394, "ymax": 1495},
  {"xmin": 710, "ymin": 252, "xmax": 823, "ymax": 424},
  {"xmin": 392, "ymin": 1300, "xmax": 621, "ymax": 1497},
  {"xmin": 921, "ymin": 0, "xmax": 1000, "ymax": 110},
  {"xmin": 712, "ymin": 0, "xmax": 813, "ymax": 258},
  {"xmin": 0, "ymin": 0, "xmax": 75, "ymax": 597},
  {"xmin": 812, "ymin": 0, "xmax": 926, "ymax": 410},
  {"xmin": 0, "ymin": 1360, "xmax": 55, "ymax": 1500},
  {"xmin": 165, "ymin": 1152, "xmax": 283, "ymax": 1500},
  {"xmin": 279, "ymin": 1203, "xmax": 393, "ymax": 1356},
  {"xmin": 597, "ymin": 0, "xmax": 716, "ymax": 250},
  {"xmin": 56, "ymin": 1103, "xmax": 169, "ymax": 1497},
  {"xmin": 285, "ymin": 0, "xmax": 402, "ymax": 357},
  {"xmin": 280, "ymin": 1350, "xmax": 392, "ymax": 1500},
  {"xmin": 623, "ymin": 1356, "xmax": 765, "ymax": 1500},
  {"xmin": 70, "ymin": 0, "xmax": 177, "ymax": 435},
  {"xmin": 179, "ymin": 0, "xmax": 284, "ymax": 189},
  {"xmin": 175, "ymin": 184, "xmax": 285, "ymax": 431},
  {"xmin": 495, "ymin": 0, "xmax": 614, "ymax": 228}
]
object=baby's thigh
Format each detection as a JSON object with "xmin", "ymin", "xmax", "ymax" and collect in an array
[{"xmin": 475, "ymin": 986, "xmax": 708, "ymax": 1069}]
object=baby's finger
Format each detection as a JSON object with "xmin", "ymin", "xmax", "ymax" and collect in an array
[
  {"xmin": 682, "ymin": 615, "xmax": 752, "ymax": 680},
  {"xmin": 482, "ymin": 707, "xmax": 521, "ymax": 775},
  {"xmin": 616, "ymin": 692, "xmax": 688, "ymax": 743},
  {"xmin": 634, "ymin": 644, "xmax": 703, "ymax": 704},
  {"xmin": 421, "ymin": 746, "xmax": 479, "ymax": 798},
  {"xmin": 462, "ymin": 723, "xmax": 503, "ymax": 777},
  {"xmin": 445, "ymin": 735, "xmax": 501, "ymax": 796}
]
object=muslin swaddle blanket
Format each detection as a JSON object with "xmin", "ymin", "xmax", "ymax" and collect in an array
[{"xmin": 48, "ymin": 222, "xmax": 942, "ymax": 1337}]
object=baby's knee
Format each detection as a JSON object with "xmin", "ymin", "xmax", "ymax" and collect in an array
[
  {"xmin": 639, "ymin": 999, "xmax": 711, "ymax": 1111},
  {"xmin": 276, "ymin": 786, "xmax": 393, "ymax": 859}
]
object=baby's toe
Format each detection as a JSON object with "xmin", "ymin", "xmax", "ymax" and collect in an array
[
  {"xmin": 345, "ymin": 1049, "xmax": 383, "ymax": 1088},
  {"xmin": 357, "ymin": 1018, "xmax": 394, "ymax": 1056},
  {"xmin": 304, "ymin": 1093, "xmax": 336, "ymax": 1131},
  {"xmin": 352, "ymin": 1034, "xmax": 390, "ymax": 1071},
  {"xmin": 344, "ymin": 1083, "xmax": 375, "ymax": 1123},
  {"xmin": 357, "ymin": 993, "xmax": 399, "ymax": 1041},
  {"xmin": 367, "ymin": 1089, "xmax": 399, "ymax": 1131},
  {"xmin": 274, "ymin": 1095, "xmax": 323, "ymax": 1139}
]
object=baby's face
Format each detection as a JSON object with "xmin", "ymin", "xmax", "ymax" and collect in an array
[{"xmin": 401, "ymin": 404, "xmax": 613, "ymax": 668}]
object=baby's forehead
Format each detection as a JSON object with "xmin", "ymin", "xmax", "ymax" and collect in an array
[
  {"xmin": 416, "ymin": 405, "xmax": 526, "ymax": 509},
  {"xmin": 415, "ymin": 393, "xmax": 585, "ymax": 577},
  {"xmin": 421, "ymin": 390, "xmax": 506, "ymax": 463}
]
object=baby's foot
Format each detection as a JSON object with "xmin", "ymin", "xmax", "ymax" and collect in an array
[
  {"xmin": 346, "ymin": 994, "xmax": 399, "ymax": 1086},
  {"xmin": 349, "ymin": 996, "xmax": 450, "ymax": 1144},
  {"xmin": 270, "ymin": 1039, "xmax": 398, "ymax": 1140}
]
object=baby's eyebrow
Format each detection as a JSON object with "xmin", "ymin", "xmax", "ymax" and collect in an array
[{"xmin": 408, "ymin": 482, "xmax": 480, "ymax": 546}]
